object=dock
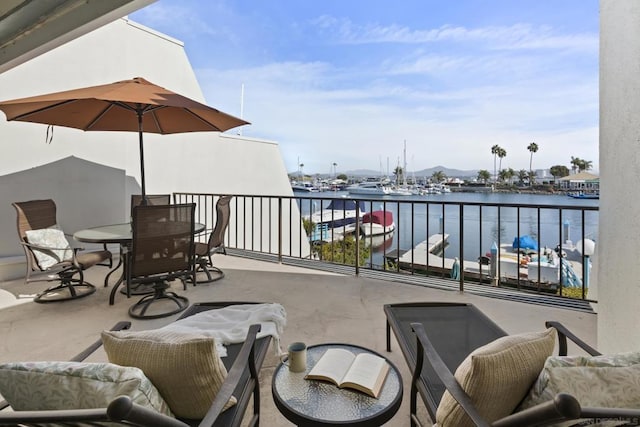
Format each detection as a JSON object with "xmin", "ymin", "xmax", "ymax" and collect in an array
[{"xmin": 388, "ymin": 234, "xmax": 487, "ymax": 280}]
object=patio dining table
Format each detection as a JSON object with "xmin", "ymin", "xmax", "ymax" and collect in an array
[{"xmin": 74, "ymin": 222, "xmax": 205, "ymax": 305}]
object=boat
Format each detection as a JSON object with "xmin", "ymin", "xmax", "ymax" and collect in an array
[
  {"xmin": 569, "ymin": 192, "xmax": 599, "ymax": 199},
  {"xmin": 360, "ymin": 210, "xmax": 395, "ymax": 236},
  {"xmin": 291, "ymin": 182, "xmax": 319, "ymax": 192},
  {"xmin": 307, "ymin": 199, "xmax": 367, "ymax": 242},
  {"xmin": 347, "ymin": 182, "xmax": 392, "ymax": 196},
  {"xmin": 388, "ymin": 186, "xmax": 413, "ymax": 196}
]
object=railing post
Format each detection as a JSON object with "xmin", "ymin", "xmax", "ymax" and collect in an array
[
  {"xmin": 355, "ymin": 200, "xmax": 360, "ymax": 276},
  {"xmin": 459, "ymin": 204, "xmax": 464, "ymax": 292},
  {"xmin": 278, "ymin": 197, "xmax": 283, "ymax": 263}
]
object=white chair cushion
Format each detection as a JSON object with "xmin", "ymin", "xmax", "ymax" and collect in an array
[
  {"xmin": 0, "ymin": 361, "xmax": 172, "ymax": 416},
  {"xmin": 25, "ymin": 228, "xmax": 72, "ymax": 269},
  {"xmin": 518, "ymin": 351, "xmax": 640, "ymax": 426}
]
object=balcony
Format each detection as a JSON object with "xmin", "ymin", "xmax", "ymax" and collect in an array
[{"xmin": 0, "ymin": 251, "xmax": 596, "ymax": 425}]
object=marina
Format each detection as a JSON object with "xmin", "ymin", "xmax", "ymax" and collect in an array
[{"xmin": 295, "ymin": 189, "xmax": 598, "ymax": 294}]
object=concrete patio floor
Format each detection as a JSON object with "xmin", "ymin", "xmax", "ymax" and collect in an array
[{"xmin": 0, "ymin": 255, "xmax": 597, "ymax": 426}]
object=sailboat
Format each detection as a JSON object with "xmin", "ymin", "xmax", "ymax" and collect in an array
[{"xmin": 389, "ymin": 140, "xmax": 413, "ymax": 196}]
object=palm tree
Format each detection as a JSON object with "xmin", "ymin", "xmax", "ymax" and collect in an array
[
  {"xmin": 431, "ymin": 170, "xmax": 446, "ymax": 183},
  {"xmin": 491, "ymin": 145, "xmax": 500, "ymax": 183},
  {"xmin": 477, "ymin": 170, "xmax": 491, "ymax": 184},
  {"xmin": 527, "ymin": 142, "xmax": 539, "ymax": 182},
  {"xmin": 518, "ymin": 169, "xmax": 528, "ymax": 185},
  {"xmin": 569, "ymin": 157, "xmax": 593, "ymax": 173},
  {"xmin": 332, "ymin": 162, "xmax": 337, "ymax": 177},
  {"xmin": 299, "ymin": 163, "xmax": 304, "ymax": 179},
  {"xmin": 497, "ymin": 147, "xmax": 507, "ymax": 177}
]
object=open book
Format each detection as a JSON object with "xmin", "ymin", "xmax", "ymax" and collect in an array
[{"xmin": 305, "ymin": 348, "xmax": 390, "ymax": 398}]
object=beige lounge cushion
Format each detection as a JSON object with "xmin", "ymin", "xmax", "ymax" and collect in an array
[
  {"xmin": 101, "ymin": 329, "xmax": 236, "ymax": 419},
  {"xmin": 435, "ymin": 327, "xmax": 556, "ymax": 427},
  {"xmin": 0, "ymin": 361, "xmax": 172, "ymax": 416},
  {"xmin": 518, "ymin": 351, "xmax": 640, "ymax": 427}
]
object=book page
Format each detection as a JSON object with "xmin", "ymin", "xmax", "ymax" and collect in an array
[
  {"xmin": 305, "ymin": 348, "xmax": 356, "ymax": 386},
  {"xmin": 340, "ymin": 352, "xmax": 390, "ymax": 398}
]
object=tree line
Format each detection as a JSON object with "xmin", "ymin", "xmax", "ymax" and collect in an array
[{"xmin": 475, "ymin": 143, "xmax": 593, "ymax": 185}]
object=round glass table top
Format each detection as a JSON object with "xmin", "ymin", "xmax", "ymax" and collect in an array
[
  {"xmin": 73, "ymin": 222, "xmax": 206, "ymax": 244},
  {"xmin": 272, "ymin": 343, "xmax": 402, "ymax": 426}
]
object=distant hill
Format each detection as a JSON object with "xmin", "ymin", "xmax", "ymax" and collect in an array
[
  {"xmin": 343, "ymin": 166, "xmax": 477, "ymax": 178},
  {"xmin": 290, "ymin": 166, "xmax": 479, "ymax": 178}
]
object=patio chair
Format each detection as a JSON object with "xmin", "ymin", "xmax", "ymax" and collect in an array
[
  {"xmin": 0, "ymin": 301, "xmax": 273, "ymax": 427},
  {"xmin": 131, "ymin": 194, "xmax": 172, "ymax": 214},
  {"xmin": 127, "ymin": 203, "xmax": 196, "ymax": 319},
  {"xmin": 194, "ymin": 195, "xmax": 232, "ymax": 283},
  {"xmin": 386, "ymin": 302, "xmax": 640, "ymax": 426},
  {"xmin": 12, "ymin": 199, "xmax": 113, "ymax": 303}
]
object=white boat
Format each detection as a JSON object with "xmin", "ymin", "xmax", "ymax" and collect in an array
[
  {"xmin": 291, "ymin": 182, "xmax": 319, "ymax": 192},
  {"xmin": 360, "ymin": 210, "xmax": 395, "ymax": 236},
  {"xmin": 388, "ymin": 186, "xmax": 413, "ymax": 196},
  {"xmin": 307, "ymin": 199, "xmax": 367, "ymax": 242},
  {"xmin": 347, "ymin": 182, "xmax": 392, "ymax": 196}
]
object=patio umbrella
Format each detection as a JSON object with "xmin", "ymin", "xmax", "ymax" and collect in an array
[{"xmin": 0, "ymin": 77, "xmax": 249, "ymax": 200}]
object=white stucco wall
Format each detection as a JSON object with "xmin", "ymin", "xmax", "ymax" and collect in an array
[
  {"xmin": 599, "ymin": 0, "xmax": 640, "ymax": 352},
  {"xmin": 0, "ymin": 17, "xmax": 308, "ymax": 277}
]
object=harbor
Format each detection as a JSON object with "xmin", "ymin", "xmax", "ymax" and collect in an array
[{"xmin": 296, "ymin": 190, "xmax": 597, "ymax": 295}]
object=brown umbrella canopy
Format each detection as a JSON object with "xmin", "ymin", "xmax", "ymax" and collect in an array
[{"xmin": 0, "ymin": 77, "xmax": 249, "ymax": 198}]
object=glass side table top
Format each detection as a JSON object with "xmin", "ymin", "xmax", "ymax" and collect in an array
[{"xmin": 272, "ymin": 343, "xmax": 402, "ymax": 426}]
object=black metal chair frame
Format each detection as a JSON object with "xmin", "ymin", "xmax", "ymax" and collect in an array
[
  {"xmin": 195, "ymin": 195, "xmax": 232, "ymax": 284},
  {"xmin": 0, "ymin": 301, "xmax": 272, "ymax": 427},
  {"xmin": 127, "ymin": 203, "xmax": 196, "ymax": 319},
  {"xmin": 385, "ymin": 301, "xmax": 640, "ymax": 426}
]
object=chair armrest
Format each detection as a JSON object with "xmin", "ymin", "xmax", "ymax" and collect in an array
[
  {"xmin": 19, "ymin": 240, "xmax": 74, "ymax": 253},
  {"xmin": 492, "ymin": 393, "xmax": 581, "ymax": 427},
  {"xmin": 410, "ymin": 322, "xmax": 491, "ymax": 427},
  {"xmin": 198, "ymin": 324, "xmax": 261, "ymax": 427},
  {"xmin": 107, "ymin": 396, "xmax": 190, "ymax": 427},
  {"xmin": 545, "ymin": 321, "xmax": 600, "ymax": 356},
  {"xmin": 581, "ymin": 405, "xmax": 640, "ymax": 422}
]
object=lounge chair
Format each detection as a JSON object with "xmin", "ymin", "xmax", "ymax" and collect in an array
[
  {"xmin": 385, "ymin": 302, "xmax": 640, "ymax": 426},
  {"xmin": 0, "ymin": 301, "xmax": 272, "ymax": 427}
]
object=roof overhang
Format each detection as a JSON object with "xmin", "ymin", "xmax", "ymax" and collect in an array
[{"xmin": 0, "ymin": 0, "xmax": 156, "ymax": 74}]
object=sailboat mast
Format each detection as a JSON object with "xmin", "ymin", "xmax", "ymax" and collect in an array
[{"xmin": 403, "ymin": 140, "xmax": 407, "ymax": 186}]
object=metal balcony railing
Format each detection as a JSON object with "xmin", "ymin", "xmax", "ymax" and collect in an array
[{"xmin": 174, "ymin": 192, "xmax": 599, "ymax": 302}]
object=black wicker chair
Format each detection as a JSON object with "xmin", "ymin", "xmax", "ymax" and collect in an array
[
  {"xmin": 194, "ymin": 195, "xmax": 231, "ymax": 283},
  {"xmin": 126, "ymin": 203, "xmax": 196, "ymax": 319}
]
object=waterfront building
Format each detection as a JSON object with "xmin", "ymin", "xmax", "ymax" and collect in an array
[{"xmin": 556, "ymin": 172, "xmax": 600, "ymax": 193}]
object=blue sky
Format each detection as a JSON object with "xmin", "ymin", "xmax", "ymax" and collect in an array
[{"xmin": 130, "ymin": 1, "xmax": 599, "ymax": 175}]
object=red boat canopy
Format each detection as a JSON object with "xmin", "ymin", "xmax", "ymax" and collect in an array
[{"xmin": 362, "ymin": 210, "xmax": 393, "ymax": 226}]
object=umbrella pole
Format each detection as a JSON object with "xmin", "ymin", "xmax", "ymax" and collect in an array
[{"xmin": 137, "ymin": 110, "xmax": 147, "ymax": 205}]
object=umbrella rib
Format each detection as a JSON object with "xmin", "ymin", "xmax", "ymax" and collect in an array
[
  {"xmin": 10, "ymin": 99, "xmax": 79, "ymax": 121},
  {"xmin": 86, "ymin": 103, "xmax": 117, "ymax": 130},
  {"xmin": 184, "ymin": 108, "xmax": 224, "ymax": 131}
]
